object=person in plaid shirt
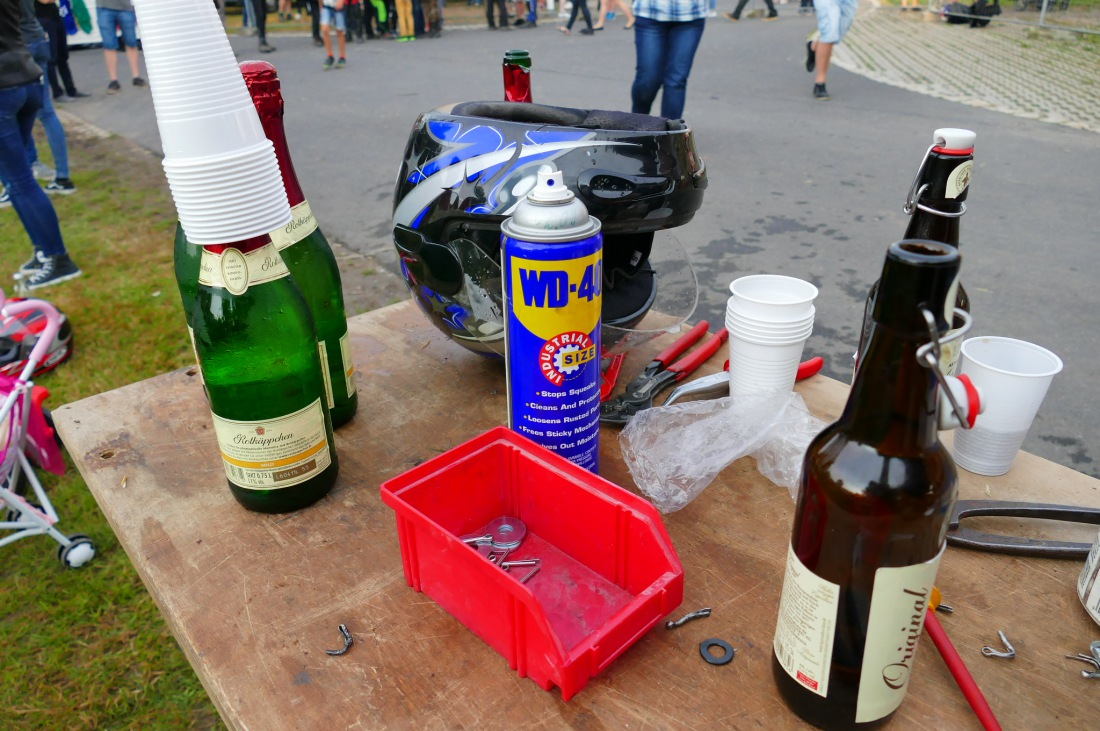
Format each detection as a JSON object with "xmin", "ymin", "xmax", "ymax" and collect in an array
[{"xmin": 629, "ymin": 0, "xmax": 708, "ymax": 120}]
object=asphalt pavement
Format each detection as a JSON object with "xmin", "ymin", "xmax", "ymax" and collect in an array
[{"xmin": 53, "ymin": 3, "xmax": 1099, "ymax": 477}]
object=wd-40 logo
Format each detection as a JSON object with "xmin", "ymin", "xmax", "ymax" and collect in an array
[
  {"xmin": 509, "ymin": 251, "xmax": 602, "ymax": 341},
  {"xmin": 540, "ymin": 331, "xmax": 597, "ymax": 386}
]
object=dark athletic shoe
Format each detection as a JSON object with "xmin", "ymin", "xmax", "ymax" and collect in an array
[
  {"xmin": 805, "ymin": 40, "xmax": 816, "ymax": 72},
  {"xmin": 813, "ymin": 83, "xmax": 830, "ymax": 100},
  {"xmin": 22, "ymin": 254, "xmax": 82, "ymax": 290}
]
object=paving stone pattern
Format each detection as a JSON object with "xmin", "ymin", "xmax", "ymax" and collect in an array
[{"xmin": 834, "ymin": 6, "xmax": 1100, "ymax": 133}]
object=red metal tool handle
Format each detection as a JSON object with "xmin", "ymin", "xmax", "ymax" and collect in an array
[
  {"xmin": 668, "ymin": 328, "xmax": 729, "ymax": 380},
  {"xmin": 795, "ymin": 356, "xmax": 824, "ymax": 381},
  {"xmin": 653, "ymin": 320, "xmax": 710, "ymax": 368}
]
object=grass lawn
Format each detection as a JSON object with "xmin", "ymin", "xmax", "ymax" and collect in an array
[{"xmin": 0, "ymin": 131, "xmax": 229, "ymax": 730}]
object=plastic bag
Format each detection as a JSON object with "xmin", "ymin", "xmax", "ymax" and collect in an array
[{"xmin": 619, "ymin": 391, "xmax": 826, "ymax": 513}]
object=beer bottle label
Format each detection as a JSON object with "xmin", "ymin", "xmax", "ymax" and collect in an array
[
  {"xmin": 855, "ymin": 547, "xmax": 944, "ymax": 722},
  {"xmin": 945, "ymin": 161, "xmax": 973, "ymax": 199},
  {"xmin": 211, "ymin": 399, "xmax": 332, "ymax": 490},
  {"xmin": 773, "ymin": 544, "xmax": 840, "ymax": 698},
  {"xmin": 339, "ymin": 331, "xmax": 355, "ymax": 399},
  {"xmin": 269, "ymin": 200, "xmax": 319, "ymax": 251},
  {"xmin": 198, "ymin": 244, "xmax": 290, "ymax": 294}
]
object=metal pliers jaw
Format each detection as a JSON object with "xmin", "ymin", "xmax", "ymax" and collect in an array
[
  {"xmin": 599, "ymin": 322, "xmax": 729, "ymax": 426},
  {"xmin": 946, "ymin": 500, "xmax": 1100, "ymax": 558}
]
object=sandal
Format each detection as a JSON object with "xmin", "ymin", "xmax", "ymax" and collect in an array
[
  {"xmin": 559, "ymin": 25, "xmax": 570, "ymax": 34},
  {"xmin": 624, "ymin": 21, "xmax": 635, "ymax": 29}
]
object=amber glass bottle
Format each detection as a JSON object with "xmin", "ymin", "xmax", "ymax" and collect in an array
[
  {"xmin": 773, "ymin": 240, "xmax": 961, "ymax": 729},
  {"xmin": 241, "ymin": 61, "xmax": 359, "ymax": 428},
  {"xmin": 858, "ymin": 129, "xmax": 973, "ymax": 373}
]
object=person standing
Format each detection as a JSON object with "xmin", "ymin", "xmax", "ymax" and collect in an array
[
  {"xmin": 34, "ymin": 0, "xmax": 86, "ymax": 101},
  {"xmin": 95, "ymin": 0, "xmax": 145, "ymax": 94},
  {"xmin": 0, "ymin": 0, "xmax": 82, "ymax": 289},
  {"xmin": 485, "ymin": 0, "xmax": 507, "ymax": 29},
  {"xmin": 394, "ymin": 0, "xmax": 414, "ymax": 39},
  {"xmin": 25, "ymin": 8, "xmax": 76, "ymax": 195},
  {"xmin": 630, "ymin": 0, "xmax": 707, "ymax": 120},
  {"xmin": 804, "ymin": 0, "xmax": 857, "ymax": 99},
  {"xmin": 559, "ymin": 0, "xmax": 595, "ymax": 34},
  {"xmin": 320, "ymin": 0, "xmax": 347, "ymax": 68},
  {"xmin": 249, "ymin": 0, "xmax": 276, "ymax": 52}
]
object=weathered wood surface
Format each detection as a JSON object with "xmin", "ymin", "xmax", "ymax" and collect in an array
[{"xmin": 54, "ymin": 300, "xmax": 1100, "ymax": 731}]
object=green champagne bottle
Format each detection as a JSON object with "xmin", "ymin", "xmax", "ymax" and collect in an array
[
  {"xmin": 173, "ymin": 221, "xmax": 202, "ymax": 370},
  {"xmin": 192, "ymin": 234, "xmax": 339, "ymax": 513},
  {"xmin": 241, "ymin": 60, "xmax": 359, "ymax": 428}
]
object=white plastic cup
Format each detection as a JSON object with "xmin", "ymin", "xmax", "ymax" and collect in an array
[
  {"xmin": 951, "ymin": 336, "xmax": 1063, "ymax": 476},
  {"xmin": 726, "ymin": 302, "xmax": 815, "ymax": 331},
  {"xmin": 728, "ymin": 334, "xmax": 808, "ymax": 396},
  {"xmin": 726, "ymin": 315, "xmax": 813, "ymax": 340},
  {"xmin": 729, "ymin": 275, "xmax": 819, "ymax": 322}
]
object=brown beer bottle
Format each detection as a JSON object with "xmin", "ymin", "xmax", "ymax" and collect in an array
[
  {"xmin": 773, "ymin": 240, "xmax": 962, "ymax": 729},
  {"xmin": 857, "ymin": 129, "xmax": 974, "ymax": 373}
]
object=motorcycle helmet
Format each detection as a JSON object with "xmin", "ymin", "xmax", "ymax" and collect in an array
[
  {"xmin": 0, "ymin": 298, "xmax": 73, "ymax": 378},
  {"xmin": 392, "ymin": 101, "xmax": 708, "ymax": 356}
]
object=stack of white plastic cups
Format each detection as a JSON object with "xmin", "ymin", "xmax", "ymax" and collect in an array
[
  {"xmin": 725, "ymin": 275, "xmax": 818, "ymax": 396},
  {"xmin": 133, "ymin": 0, "xmax": 290, "ymax": 244}
]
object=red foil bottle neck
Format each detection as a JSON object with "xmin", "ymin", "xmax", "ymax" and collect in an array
[
  {"xmin": 241, "ymin": 62, "xmax": 307, "ymax": 208},
  {"xmin": 203, "ymin": 234, "xmax": 273, "ymax": 255}
]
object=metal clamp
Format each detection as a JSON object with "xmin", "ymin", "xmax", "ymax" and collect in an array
[
  {"xmin": 981, "ymin": 630, "xmax": 1016, "ymax": 659},
  {"xmin": 903, "ymin": 149, "xmax": 968, "ymax": 219},
  {"xmin": 916, "ymin": 307, "xmax": 974, "ymax": 428}
]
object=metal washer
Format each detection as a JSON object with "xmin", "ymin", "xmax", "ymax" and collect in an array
[{"xmin": 699, "ymin": 638, "xmax": 735, "ymax": 666}]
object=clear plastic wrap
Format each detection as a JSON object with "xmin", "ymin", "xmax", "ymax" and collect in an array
[{"xmin": 619, "ymin": 391, "xmax": 827, "ymax": 513}]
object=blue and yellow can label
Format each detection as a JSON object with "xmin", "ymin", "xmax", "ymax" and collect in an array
[{"xmin": 504, "ymin": 233, "xmax": 602, "ymax": 473}]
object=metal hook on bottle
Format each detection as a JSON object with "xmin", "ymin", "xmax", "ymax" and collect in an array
[
  {"xmin": 915, "ymin": 307, "xmax": 974, "ymax": 429},
  {"xmin": 903, "ymin": 147, "xmax": 968, "ymax": 219},
  {"xmin": 981, "ymin": 630, "xmax": 1016, "ymax": 659}
]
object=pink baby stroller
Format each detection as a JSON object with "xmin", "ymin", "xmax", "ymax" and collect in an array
[{"xmin": 0, "ymin": 292, "xmax": 95, "ymax": 568}]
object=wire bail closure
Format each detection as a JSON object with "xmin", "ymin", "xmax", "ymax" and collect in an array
[
  {"xmin": 903, "ymin": 146, "xmax": 967, "ymax": 219},
  {"xmin": 916, "ymin": 307, "xmax": 974, "ymax": 429}
]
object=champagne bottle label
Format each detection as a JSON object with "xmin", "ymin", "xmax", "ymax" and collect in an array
[
  {"xmin": 773, "ymin": 544, "xmax": 840, "ymax": 698},
  {"xmin": 339, "ymin": 331, "xmax": 355, "ymax": 399},
  {"xmin": 269, "ymin": 200, "xmax": 319, "ymax": 251},
  {"xmin": 944, "ymin": 161, "xmax": 973, "ymax": 199},
  {"xmin": 198, "ymin": 244, "xmax": 290, "ymax": 294},
  {"xmin": 855, "ymin": 547, "xmax": 944, "ymax": 722},
  {"xmin": 211, "ymin": 399, "xmax": 332, "ymax": 490},
  {"xmin": 318, "ymin": 340, "xmax": 334, "ymax": 410}
]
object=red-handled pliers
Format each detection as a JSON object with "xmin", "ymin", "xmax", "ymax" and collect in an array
[{"xmin": 599, "ymin": 321, "xmax": 729, "ymax": 425}]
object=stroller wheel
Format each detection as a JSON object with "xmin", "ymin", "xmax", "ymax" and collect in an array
[{"xmin": 58, "ymin": 533, "xmax": 96, "ymax": 568}]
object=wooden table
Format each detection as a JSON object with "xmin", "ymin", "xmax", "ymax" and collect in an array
[{"xmin": 55, "ymin": 300, "xmax": 1100, "ymax": 730}]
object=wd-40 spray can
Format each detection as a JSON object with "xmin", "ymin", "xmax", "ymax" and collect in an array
[{"xmin": 501, "ymin": 170, "xmax": 603, "ymax": 473}]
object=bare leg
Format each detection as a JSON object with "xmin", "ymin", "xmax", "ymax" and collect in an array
[
  {"xmin": 322, "ymin": 23, "xmax": 334, "ymax": 55},
  {"xmin": 124, "ymin": 45, "xmax": 142, "ymax": 80},
  {"xmin": 618, "ymin": 0, "xmax": 634, "ymax": 24},
  {"xmin": 814, "ymin": 41, "xmax": 833, "ymax": 85},
  {"xmin": 103, "ymin": 49, "xmax": 119, "ymax": 81},
  {"xmin": 337, "ymin": 30, "xmax": 347, "ymax": 57}
]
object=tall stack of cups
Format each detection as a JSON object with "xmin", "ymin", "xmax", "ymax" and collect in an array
[
  {"xmin": 133, "ymin": 0, "xmax": 291, "ymax": 243},
  {"xmin": 725, "ymin": 275, "xmax": 818, "ymax": 396}
]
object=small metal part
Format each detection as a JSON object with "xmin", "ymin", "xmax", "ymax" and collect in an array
[
  {"xmin": 936, "ymin": 603, "xmax": 955, "ymax": 613},
  {"xmin": 1090, "ymin": 640, "xmax": 1100, "ymax": 664},
  {"xmin": 666, "ymin": 608, "xmax": 713, "ymax": 629},
  {"xmin": 981, "ymin": 630, "xmax": 1016, "ymax": 659},
  {"xmin": 462, "ymin": 534, "xmax": 492, "ymax": 546},
  {"xmin": 699, "ymin": 638, "xmax": 735, "ymax": 666},
  {"xmin": 484, "ymin": 516, "xmax": 526, "ymax": 550},
  {"xmin": 500, "ymin": 559, "xmax": 539, "ymax": 569},
  {"xmin": 325, "ymin": 624, "xmax": 353, "ymax": 656},
  {"xmin": 519, "ymin": 565, "xmax": 540, "ymax": 584}
]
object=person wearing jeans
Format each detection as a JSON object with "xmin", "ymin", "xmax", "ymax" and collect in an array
[
  {"xmin": 0, "ymin": 0, "xmax": 81, "ymax": 289},
  {"xmin": 630, "ymin": 0, "xmax": 707, "ymax": 120},
  {"xmin": 27, "ymin": 36, "xmax": 75, "ymax": 193},
  {"xmin": 96, "ymin": 0, "xmax": 145, "ymax": 94}
]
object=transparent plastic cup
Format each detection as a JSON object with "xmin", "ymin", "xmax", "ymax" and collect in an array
[
  {"xmin": 950, "ymin": 336, "xmax": 1063, "ymax": 476},
  {"xmin": 729, "ymin": 275, "xmax": 819, "ymax": 322}
]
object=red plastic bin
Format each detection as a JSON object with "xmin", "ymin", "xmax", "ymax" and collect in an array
[{"xmin": 380, "ymin": 426, "xmax": 684, "ymax": 700}]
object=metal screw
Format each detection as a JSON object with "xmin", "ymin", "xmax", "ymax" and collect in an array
[
  {"xmin": 325, "ymin": 624, "xmax": 353, "ymax": 656},
  {"xmin": 981, "ymin": 630, "xmax": 1016, "ymax": 659},
  {"xmin": 666, "ymin": 608, "xmax": 713, "ymax": 629}
]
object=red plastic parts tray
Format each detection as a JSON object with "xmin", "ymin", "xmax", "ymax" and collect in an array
[{"xmin": 380, "ymin": 426, "xmax": 684, "ymax": 700}]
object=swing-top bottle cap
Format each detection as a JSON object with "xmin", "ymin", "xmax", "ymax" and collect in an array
[
  {"xmin": 933, "ymin": 128, "xmax": 976, "ymax": 151},
  {"xmin": 500, "ymin": 170, "xmax": 602, "ymax": 243}
]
